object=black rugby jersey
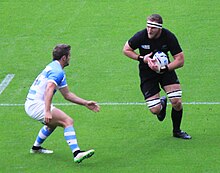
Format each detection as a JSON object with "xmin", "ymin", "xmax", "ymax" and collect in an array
[{"xmin": 128, "ymin": 28, "xmax": 182, "ymax": 82}]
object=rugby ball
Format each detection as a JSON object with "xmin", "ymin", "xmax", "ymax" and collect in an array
[{"xmin": 153, "ymin": 51, "xmax": 168, "ymax": 73}]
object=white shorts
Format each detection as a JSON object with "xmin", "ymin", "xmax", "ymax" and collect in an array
[{"xmin": 25, "ymin": 99, "xmax": 55, "ymax": 124}]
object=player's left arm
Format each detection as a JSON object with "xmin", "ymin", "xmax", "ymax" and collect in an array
[
  {"xmin": 59, "ymin": 86, "xmax": 100, "ymax": 112},
  {"xmin": 44, "ymin": 82, "xmax": 57, "ymax": 123},
  {"xmin": 167, "ymin": 31, "xmax": 185, "ymax": 71},
  {"xmin": 167, "ymin": 52, "xmax": 184, "ymax": 71}
]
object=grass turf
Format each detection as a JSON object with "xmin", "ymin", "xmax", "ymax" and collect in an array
[{"xmin": 0, "ymin": 0, "xmax": 220, "ymax": 173}]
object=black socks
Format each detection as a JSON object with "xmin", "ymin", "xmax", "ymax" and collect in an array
[{"xmin": 171, "ymin": 108, "xmax": 183, "ymax": 133}]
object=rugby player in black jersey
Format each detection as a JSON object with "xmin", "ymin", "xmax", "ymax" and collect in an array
[{"xmin": 123, "ymin": 14, "xmax": 191, "ymax": 139}]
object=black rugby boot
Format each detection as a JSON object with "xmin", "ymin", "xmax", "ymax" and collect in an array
[
  {"xmin": 157, "ymin": 96, "xmax": 167, "ymax": 121},
  {"xmin": 173, "ymin": 130, "xmax": 192, "ymax": 139}
]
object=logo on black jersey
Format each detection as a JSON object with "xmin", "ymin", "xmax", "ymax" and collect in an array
[
  {"xmin": 141, "ymin": 45, "xmax": 150, "ymax": 49},
  {"xmin": 161, "ymin": 45, "xmax": 168, "ymax": 52}
]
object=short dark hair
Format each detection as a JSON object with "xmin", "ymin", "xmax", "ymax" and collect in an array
[
  {"xmin": 52, "ymin": 44, "xmax": 71, "ymax": 60},
  {"xmin": 147, "ymin": 14, "xmax": 163, "ymax": 24}
]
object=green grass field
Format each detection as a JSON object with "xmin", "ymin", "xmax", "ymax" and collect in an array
[{"xmin": 0, "ymin": 1, "xmax": 220, "ymax": 173}]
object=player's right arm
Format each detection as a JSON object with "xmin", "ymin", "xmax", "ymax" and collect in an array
[
  {"xmin": 123, "ymin": 41, "xmax": 140, "ymax": 60},
  {"xmin": 59, "ymin": 86, "xmax": 100, "ymax": 112},
  {"xmin": 123, "ymin": 41, "xmax": 151, "ymax": 63},
  {"xmin": 44, "ymin": 82, "xmax": 56, "ymax": 123}
]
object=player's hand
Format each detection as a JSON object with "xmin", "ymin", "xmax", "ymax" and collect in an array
[
  {"xmin": 148, "ymin": 58, "xmax": 160, "ymax": 72},
  {"xmin": 143, "ymin": 52, "xmax": 153, "ymax": 63},
  {"xmin": 85, "ymin": 101, "xmax": 100, "ymax": 112},
  {"xmin": 44, "ymin": 112, "xmax": 52, "ymax": 124}
]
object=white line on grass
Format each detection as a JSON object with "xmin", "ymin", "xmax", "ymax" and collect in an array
[
  {"xmin": 0, "ymin": 74, "xmax": 15, "ymax": 94},
  {"xmin": 0, "ymin": 102, "xmax": 220, "ymax": 107}
]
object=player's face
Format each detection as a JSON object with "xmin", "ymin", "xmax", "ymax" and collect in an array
[
  {"xmin": 64, "ymin": 53, "xmax": 70, "ymax": 67},
  {"xmin": 147, "ymin": 26, "xmax": 161, "ymax": 39}
]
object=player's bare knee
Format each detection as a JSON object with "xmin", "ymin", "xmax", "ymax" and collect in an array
[
  {"xmin": 173, "ymin": 100, "xmax": 182, "ymax": 111},
  {"xmin": 67, "ymin": 117, "xmax": 73, "ymax": 125},
  {"xmin": 170, "ymin": 98, "xmax": 182, "ymax": 111},
  {"xmin": 149, "ymin": 106, "xmax": 161, "ymax": 115},
  {"xmin": 63, "ymin": 116, "xmax": 73, "ymax": 127}
]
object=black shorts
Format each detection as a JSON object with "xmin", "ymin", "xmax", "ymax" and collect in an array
[{"xmin": 140, "ymin": 70, "xmax": 180, "ymax": 99}]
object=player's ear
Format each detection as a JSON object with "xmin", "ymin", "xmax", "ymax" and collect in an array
[{"xmin": 61, "ymin": 55, "xmax": 67, "ymax": 61}]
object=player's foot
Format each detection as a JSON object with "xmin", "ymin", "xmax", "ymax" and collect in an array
[
  {"xmin": 173, "ymin": 130, "xmax": 192, "ymax": 139},
  {"xmin": 74, "ymin": 149, "xmax": 95, "ymax": 163},
  {"xmin": 30, "ymin": 146, "xmax": 53, "ymax": 154},
  {"xmin": 157, "ymin": 96, "xmax": 167, "ymax": 121}
]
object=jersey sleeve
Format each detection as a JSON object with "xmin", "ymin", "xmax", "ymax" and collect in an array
[
  {"xmin": 58, "ymin": 74, "xmax": 67, "ymax": 89},
  {"xmin": 167, "ymin": 32, "xmax": 182, "ymax": 56},
  {"xmin": 47, "ymin": 69, "xmax": 67, "ymax": 88},
  {"xmin": 128, "ymin": 31, "xmax": 143, "ymax": 50}
]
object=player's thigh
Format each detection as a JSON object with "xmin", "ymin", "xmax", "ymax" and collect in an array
[
  {"xmin": 141, "ymin": 79, "xmax": 161, "ymax": 100},
  {"xmin": 163, "ymin": 83, "xmax": 181, "ymax": 93},
  {"xmin": 141, "ymin": 78, "xmax": 161, "ymax": 113},
  {"xmin": 160, "ymin": 70, "xmax": 182, "ymax": 105},
  {"xmin": 48, "ymin": 108, "xmax": 73, "ymax": 127},
  {"xmin": 160, "ymin": 70, "xmax": 180, "ymax": 88}
]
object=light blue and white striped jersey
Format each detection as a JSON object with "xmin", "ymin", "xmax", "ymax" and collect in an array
[{"xmin": 27, "ymin": 60, "xmax": 67, "ymax": 101}]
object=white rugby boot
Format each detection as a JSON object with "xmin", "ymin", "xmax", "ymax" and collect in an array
[
  {"xmin": 74, "ymin": 149, "xmax": 95, "ymax": 163},
  {"xmin": 30, "ymin": 146, "xmax": 53, "ymax": 154}
]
